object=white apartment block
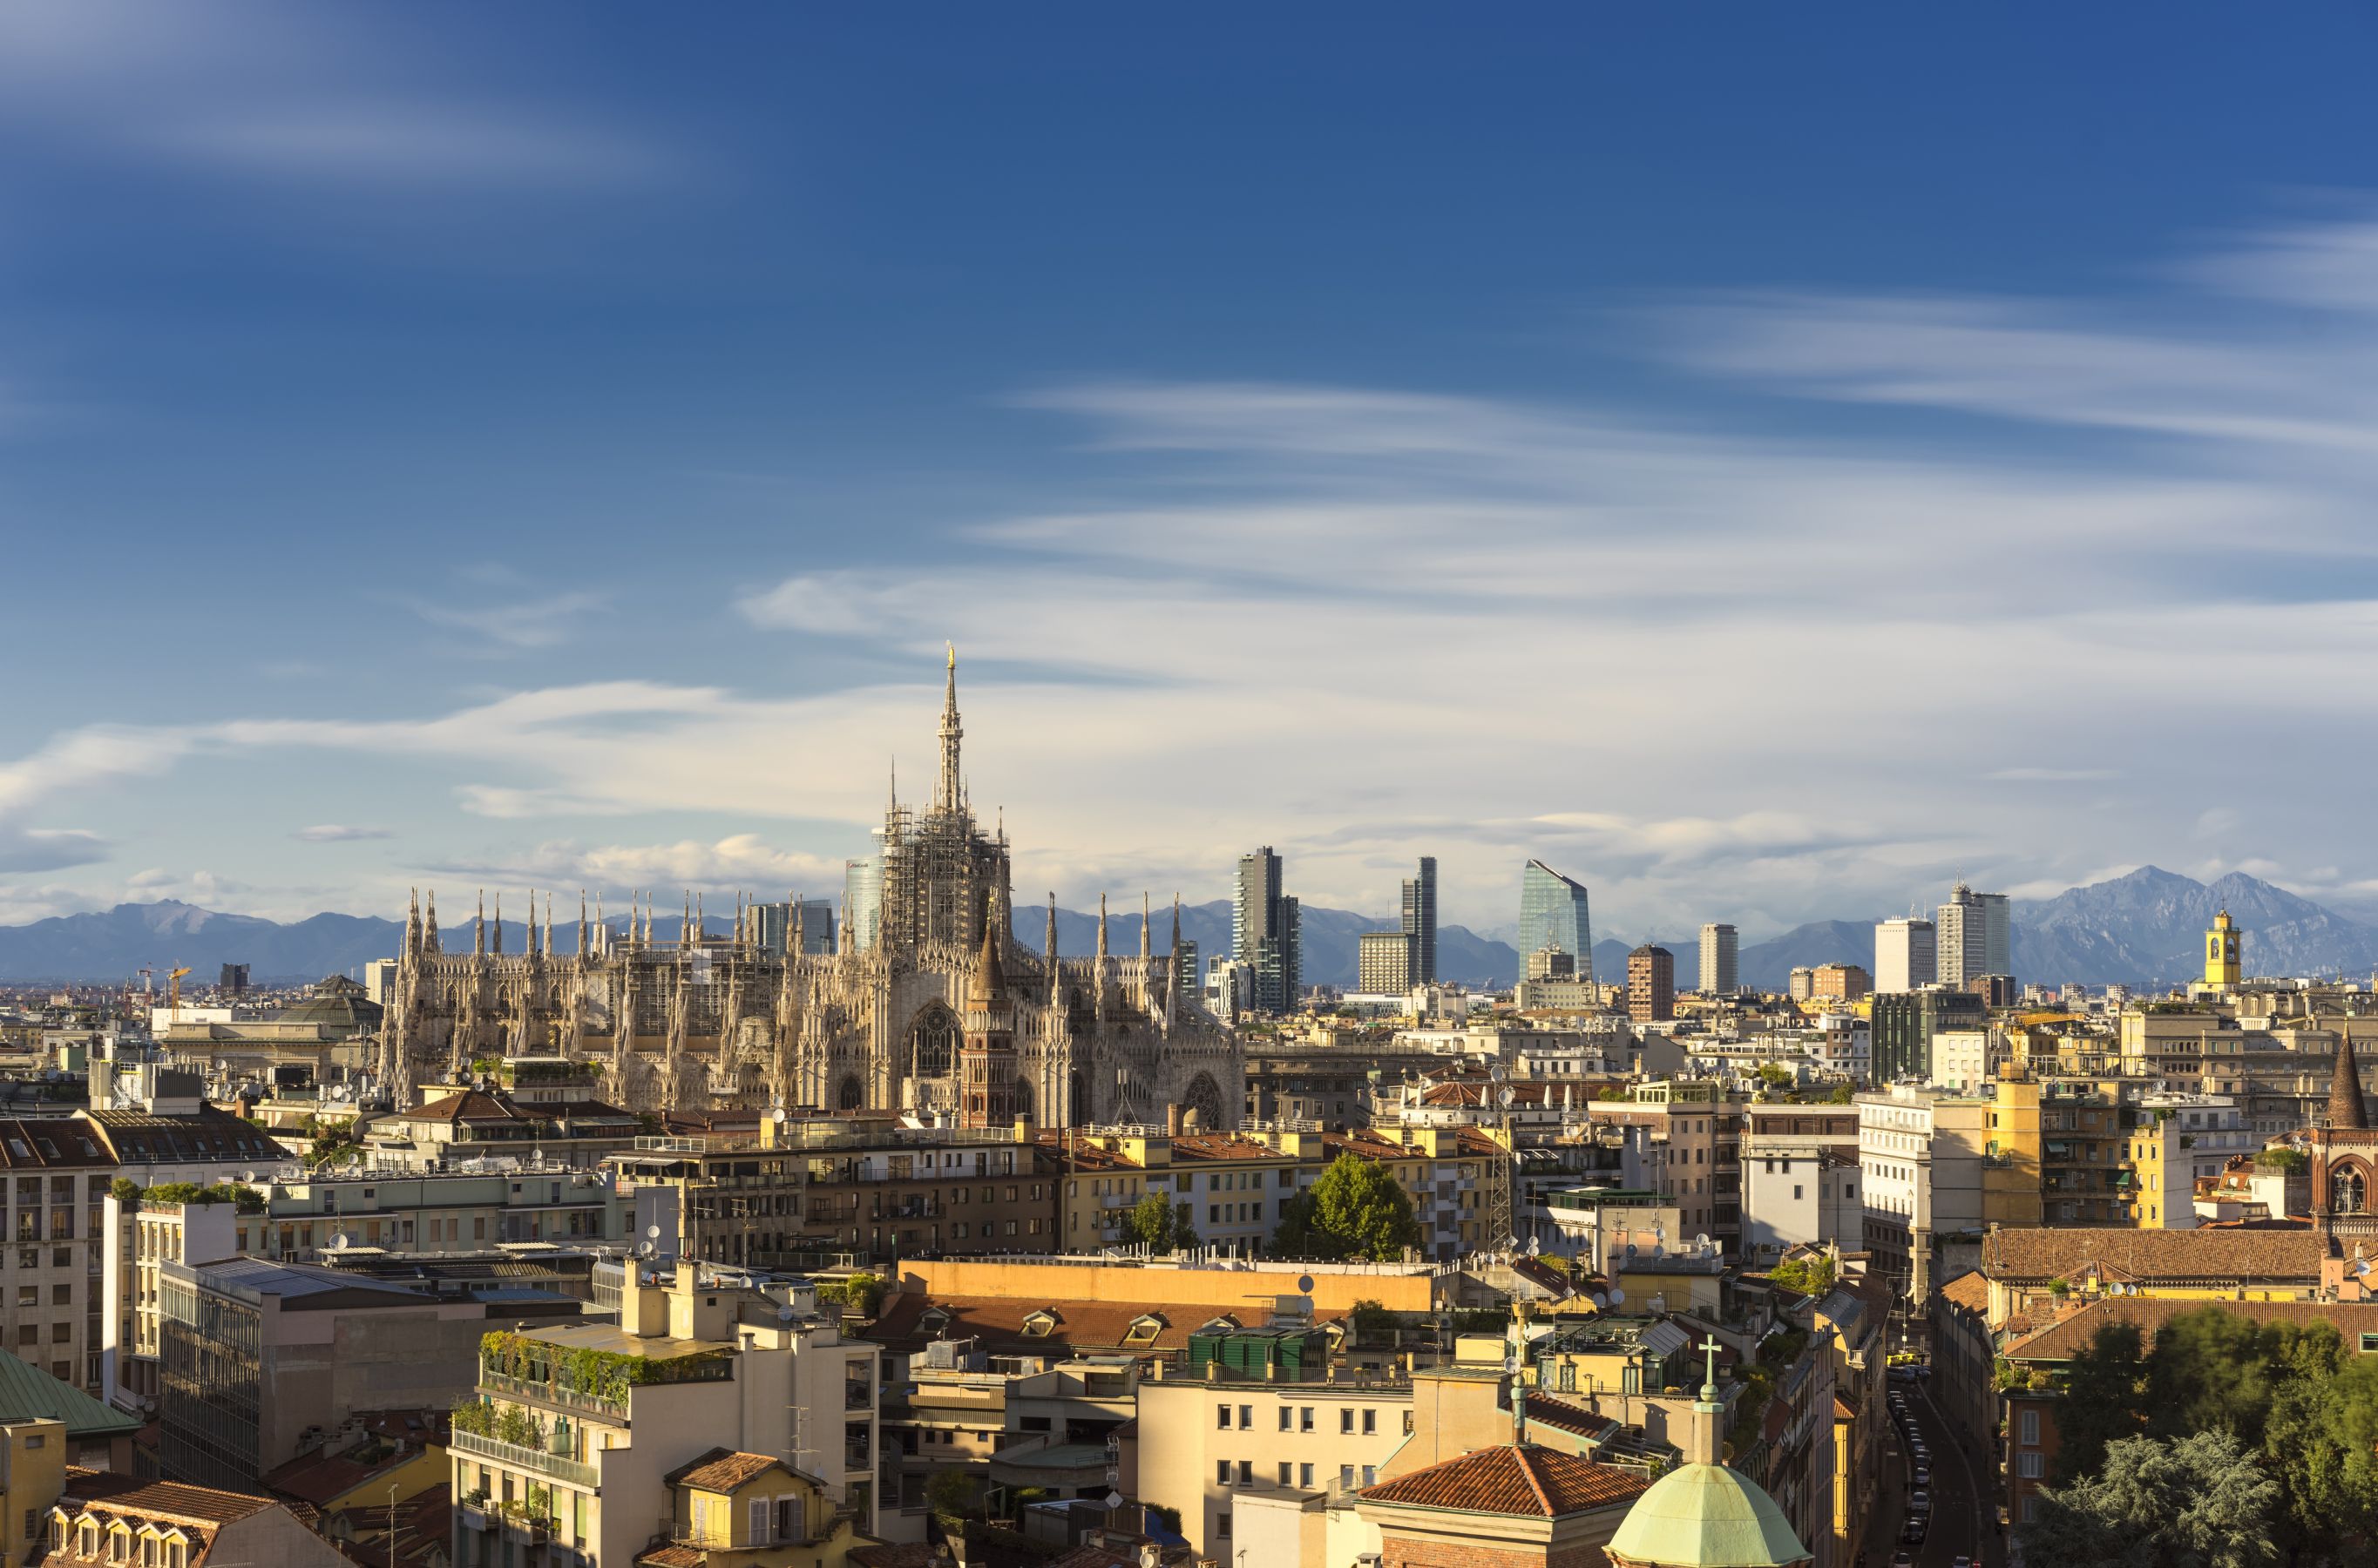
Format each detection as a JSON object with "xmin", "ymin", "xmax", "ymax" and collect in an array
[
  {"xmin": 1874, "ymin": 919, "xmax": 1937, "ymax": 994},
  {"xmin": 1740, "ymin": 1145, "xmax": 1862, "ymax": 1266},
  {"xmin": 1856, "ymin": 1085, "xmax": 1986, "ymax": 1301}
]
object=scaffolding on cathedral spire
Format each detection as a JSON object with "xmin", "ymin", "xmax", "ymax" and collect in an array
[{"xmin": 475, "ymin": 890, "xmax": 485, "ymax": 957}]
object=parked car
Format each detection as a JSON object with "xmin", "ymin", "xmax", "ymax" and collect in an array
[
  {"xmin": 1914, "ymin": 1465, "xmax": 1931, "ymax": 1487},
  {"xmin": 1909, "ymin": 1490, "xmax": 1931, "ymax": 1514},
  {"xmin": 1902, "ymin": 1516, "xmax": 1928, "ymax": 1545}
]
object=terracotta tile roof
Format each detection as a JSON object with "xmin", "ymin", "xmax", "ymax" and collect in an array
[
  {"xmin": 2002, "ymin": 1297, "xmax": 2378, "ymax": 1363},
  {"xmin": 63, "ymin": 1479, "xmax": 279, "ymax": 1525},
  {"xmin": 665, "ymin": 1448, "xmax": 788, "ymax": 1493},
  {"xmin": 0, "ymin": 1118, "xmax": 114, "ymax": 1168},
  {"xmin": 1937, "ymin": 1270, "xmax": 1989, "ymax": 1315},
  {"xmin": 1520, "ymin": 1393, "xmax": 1612, "ymax": 1440},
  {"xmin": 1044, "ymin": 1545, "xmax": 1135, "ymax": 1568},
  {"xmin": 1169, "ymin": 1135, "xmax": 1285, "ymax": 1162},
  {"xmin": 634, "ymin": 1547, "xmax": 706, "ymax": 1568},
  {"xmin": 1358, "ymin": 1444, "xmax": 1650, "ymax": 1517},
  {"xmin": 1982, "ymin": 1226, "xmax": 2325, "ymax": 1284},
  {"xmin": 848, "ymin": 1545, "xmax": 948, "ymax": 1568}
]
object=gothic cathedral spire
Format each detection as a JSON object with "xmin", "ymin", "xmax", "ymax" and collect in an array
[{"xmin": 937, "ymin": 643, "xmax": 963, "ymax": 812}]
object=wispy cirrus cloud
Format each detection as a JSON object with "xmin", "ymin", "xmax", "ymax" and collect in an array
[
  {"xmin": 290, "ymin": 824, "xmax": 393, "ymax": 843},
  {"xmin": 0, "ymin": 3, "xmax": 679, "ymax": 194}
]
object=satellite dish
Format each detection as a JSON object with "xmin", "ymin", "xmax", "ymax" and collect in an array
[
  {"xmin": 1498, "ymin": 1086, "xmax": 1516, "ymax": 1109},
  {"xmin": 1654, "ymin": 1223, "xmax": 1666, "ymax": 1244},
  {"xmin": 1527, "ymin": 1237, "xmax": 1541, "ymax": 1256},
  {"xmin": 646, "ymin": 1224, "xmax": 662, "ymax": 1241},
  {"xmin": 778, "ymin": 1305, "xmax": 797, "ymax": 1322},
  {"xmin": 329, "ymin": 1232, "xmax": 350, "ymax": 1250},
  {"xmin": 1297, "ymin": 1274, "xmax": 1316, "ymax": 1294},
  {"xmin": 1695, "ymin": 1233, "xmax": 1711, "ymax": 1251},
  {"xmin": 1624, "ymin": 1243, "xmax": 1637, "ymax": 1260}
]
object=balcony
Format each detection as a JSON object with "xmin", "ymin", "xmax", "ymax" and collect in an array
[
  {"xmin": 481, "ymin": 1369, "xmax": 628, "ymax": 1421},
  {"xmin": 451, "ymin": 1427, "xmax": 602, "ymax": 1489}
]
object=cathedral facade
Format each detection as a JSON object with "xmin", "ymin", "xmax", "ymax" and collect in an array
[{"xmin": 380, "ymin": 654, "xmax": 1244, "ymax": 1131}]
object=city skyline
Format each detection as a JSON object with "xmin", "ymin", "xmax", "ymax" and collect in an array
[{"xmin": 6, "ymin": 9, "xmax": 2378, "ymax": 941}]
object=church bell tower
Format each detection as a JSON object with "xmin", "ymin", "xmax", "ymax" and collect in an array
[{"xmin": 2205, "ymin": 909, "xmax": 2242, "ymax": 990}]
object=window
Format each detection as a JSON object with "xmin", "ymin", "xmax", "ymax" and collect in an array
[
  {"xmin": 1277, "ymin": 1462, "xmax": 1291, "ymax": 1484},
  {"xmin": 1214, "ymin": 1512, "xmax": 1231, "ymax": 1540},
  {"xmin": 2019, "ymin": 1409, "xmax": 2040, "ymax": 1447},
  {"xmin": 1237, "ymin": 1404, "xmax": 1252, "ymax": 1429},
  {"xmin": 1299, "ymin": 1407, "xmax": 1314, "ymax": 1432},
  {"xmin": 1236, "ymin": 1461, "xmax": 1252, "ymax": 1485},
  {"xmin": 1277, "ymin": 1407, "xmax": 1291, "ymax": 1432},
  {"xmin": 2361, "ymin": 1334, "xmax": 2378, "ymax": 1354},
  {"xmin": 2018, "ymin": 1452, "xmax": 2043, "ymax": 1479},
  {"xmin": 1339, "ymin": 1409, "xmax": 1352, "ymax": 1434},
  {"xmin": 1216, "ymin": 1461, "xmax": 1230, "ymax": 1485},
  {"xmin": 12, "ymin": 1287, "xmax": 30, "ymax": 1307},
  {"xmin": 1361, "ymin": 1409, "xmax": 1376, "ymax": 1435},
  {"xmin": 1298, "ymin": 1463, "xmax": 1313, "ymax": 1488},
  {"xmin": 1338, "ymin": 1465, "xmax": 1354, "ymax": 1490}
]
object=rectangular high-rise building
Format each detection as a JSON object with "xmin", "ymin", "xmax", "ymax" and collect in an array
[
  {"xmin": 751, "ymin": 899, "xmax": 837, "ymax": 956},
  {"xmin": 1875, "ymin": 917, "xmax": 1937, "ymax": 993},
  {"xmin": 1627, "ymin": 944, "xmax": 1675, "ymax": 1023},
  {"xmin": 1517, "ymin": 861, "xmax": 1595, "ymax": 984},
  {"xmin": 1358, "ymin": 930, "xmax": 1413, "ymax": 994},
  {"xmin": 1937, "ymin": 883, "xmax": 2006, "ymax": 989},
  {"xmin": 1236, "ymin": 848, "xmax": 1299, "ymax": 1013},
  {"xmin": 1698, "ymin": 923, "xmax": 1738, "ymax": 995},
  {"xmin": 1400, "ymin": 857, "xmax": 1438, "ymax": 984}
]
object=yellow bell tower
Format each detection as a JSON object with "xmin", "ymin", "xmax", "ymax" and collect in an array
[{"xmin": 2205, "ymin": 909, "xmax": 2242, "ymax": 989}]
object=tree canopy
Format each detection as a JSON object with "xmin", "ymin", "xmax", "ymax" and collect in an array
[
  {"xmin": 1269, "ymin": 1154, "xmax": 1420, "ymax": 1261},
  {"xmin": 2025, "ymin": 1307, "xmax": 2378, "ymax": 1566},
  {"xmin": 2021, "ymin": 1430, "xmax": 2277, "ymax": 1568},
  {"xmin": 1122, "ymin": 1193, "xmax": 1189, "ymax": 1254},
  {"xmin": 1766, "ymin": 1254, "xmax": 1835, "ymax": 1296}
]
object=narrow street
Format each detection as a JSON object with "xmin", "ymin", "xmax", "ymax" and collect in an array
[{"xmin": 1871, "ymin": 1370, "xmax": 1998, "ymax": 1568}]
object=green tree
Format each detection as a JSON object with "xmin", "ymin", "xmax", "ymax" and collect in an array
[
  {"xmin": 2144, "ymin": 1308, "xmax": 2287, "ymax": 1451},
  {"xmin": 2053, "ymin": 1320, "xmax": 2149, "ymax": 1484},
  {"xmin": 1122, "ymin": 1192, "xmax": 1184, "ymax": 1254},
  {"xmin": 1766, "ymin": 1254, "xmax": 1835, "ymax": 1295},
  {"xmin": 1348, "ymin": 1298, "xmax": 1398, "ymax": 1344},
  {"xmin": 2263, "ymin": 1335, "xmax": 2378, "ymax": 1565},
  {"xmin": 2019, "ymin": 1430, "xmax": 2277, "ymax": 1568},
  {"xmin": 925, "ymin": 1468, "xmax": 978, "ymax": 1525},
  {"xmin": 1755, "ymin": 1062, "xmax": 1792, "ymax": 1092},
  {"xmin": 1268, "ymin": 1155, "xmax": 1419, "ymax": 1261}
]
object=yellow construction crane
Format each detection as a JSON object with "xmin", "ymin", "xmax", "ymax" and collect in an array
[{"xmin": 166, "ymin": 967, "xmax": 193, "ymax": 1025}]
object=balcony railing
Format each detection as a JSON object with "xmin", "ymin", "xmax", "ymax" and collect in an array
[
  {"xmin": 481, "ymin": 1369, "xmax": 628, "ymax": 1420},
  {"xmin": 451, "ymin": 1427, "xmax": 602, "ymax": 1489}
]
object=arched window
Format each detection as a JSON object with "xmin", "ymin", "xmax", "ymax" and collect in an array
[
  {"xmin": 911, "ymin": 1006, "xmax": 959, "ymax": 1078},
  {"xmin": 2335, "ymin": 1167, "xmax": 2367, "ymax": 1214},
  {"xmin": 837, "ymin": 1074, "xmax": 866, "ymax": 1112}
]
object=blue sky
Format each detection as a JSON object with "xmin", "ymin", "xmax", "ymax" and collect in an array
[{"xmin": 4, "ymin": 3, "xmax": 2378, "ymax": 940}]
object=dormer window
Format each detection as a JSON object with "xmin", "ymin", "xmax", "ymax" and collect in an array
[
  {"xmin": 919, "ymin": 1308, "xmax": 952, "ymax": 1335},
  {"xmin": 1122, "ymin": 1315, "xmax": 1166, "ymax": 1347},
  {"xmin": 1020, "ymin": 1309, "xmax": 1059, "ymax": 1339}
]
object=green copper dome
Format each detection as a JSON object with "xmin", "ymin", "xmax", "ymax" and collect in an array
[{"xmin": 1604, "ymin": 1463, "xmax": 1812, "ymax": 1568}]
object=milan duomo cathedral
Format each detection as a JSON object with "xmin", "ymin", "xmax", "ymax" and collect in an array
[{"xmin": 378, "ymin": 653, "xmax": 1243, "ymax": 1131}]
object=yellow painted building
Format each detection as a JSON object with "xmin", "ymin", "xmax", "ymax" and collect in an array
[
  {"xmin": 0, "ymin": 1418, "xmax": 67, "ymax": 1568},
  {"xmin": 662, "ymin": 1450, "xmax": 868, "ymax": 1568}
]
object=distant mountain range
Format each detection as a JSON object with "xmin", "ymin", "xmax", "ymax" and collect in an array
[{"xmin": 4, "ymin": 867, "xmax": 2374, "ymax": 990}]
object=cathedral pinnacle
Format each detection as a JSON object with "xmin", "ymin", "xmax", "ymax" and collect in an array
[
  {"xmin": 2332, "ymin": 1031, "xmax": 2369, "ymax": 1131},
  {"xmin": 937, "ymin": 645, "xmax": 964, "ymax": 813}
]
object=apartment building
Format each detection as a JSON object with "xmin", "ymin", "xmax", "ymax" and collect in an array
[
  {"xmin": 0, "ymin": 1118, "xmax": 115, "ymax": 1398},
  {"xmin": 454, "ymin": 1263, "xmax": 880, "ymax": 1566},
  {"xmin": 1856, "ymin": 1085, "xmax": 1987, "ymax": 1301},
  {"xmin": 1740, "ymin": 1148, "xmax": 1861, "ymax": 1266},
  {"xmin": 1587, "ymin": 1081, "xmax": 1735, "ymax": 1243},
  {"xmin": 159, "ymin": 1257, "xmax": 524, "ymax": 1489},
  {"xmin": 1139, "ymin": 1354, "xmax": 1418, "ymax": 1557},
  {"xmin": 2127, "ymin": 1092, "xmax": 2257, "ymax": 1229}
]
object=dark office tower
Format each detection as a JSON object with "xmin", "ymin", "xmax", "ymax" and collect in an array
[
  {"xmin": 219, "ymin": 963, "xmax": 249, "ymax": 997},
  {"xmin": 1235, "ymin": 847, "xmax": 1299, "ymax": 1014},
  {"xmin": 1400, "ymin": 857, "xmax": 1439, "ymax": 984}
]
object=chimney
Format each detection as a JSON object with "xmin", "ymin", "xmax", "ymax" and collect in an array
[{"xmin": 1167, "ymin": 1103, "xmax": 1183, "ymax": 1137}]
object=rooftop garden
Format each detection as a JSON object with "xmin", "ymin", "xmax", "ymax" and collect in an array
[{"xmin": 478, "ymin": 1329, "xmax": 733, "ymax": 1404}]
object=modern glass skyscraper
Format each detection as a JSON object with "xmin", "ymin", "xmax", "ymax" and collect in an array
[
  {"xmin": 1235, "ymin": 847, "xmax": 1299, "ymax": 1013},
  {"xmin": 843, "ymin": 855, "xmax": 884, "ymax": 953},
  {"xmin": 1517, "ymin": 860, "xmax": 1594, "ymax": 983},
  {"xmin": 1400, "ymin": 856, "xmax": 1438, "ymax": 984}
]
